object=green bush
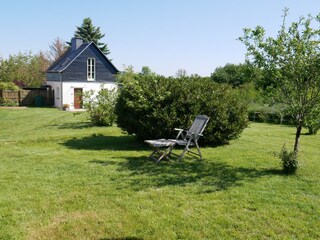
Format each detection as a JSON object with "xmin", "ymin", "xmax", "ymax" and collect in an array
[
  {"xmin": 0, "ymin": 82, "xmax": 20, "ymax": 90},
  {"xmin": 115, "ymin": 74, "xmax": 248, "ymax": 146},
  {"xmin": 304, "ymin": 108, "xmax": 320, "ymax": 135},
  {"xmin": 274, "ymin": 144, "xmax": 298, "ymax": 175},
  {"xmin": 83, "ymin": 87, "xmax": 117, "ymax": 126},
  {"xmin": 0, "ymin": 98, "xmax": 19, "ymax": 107}
]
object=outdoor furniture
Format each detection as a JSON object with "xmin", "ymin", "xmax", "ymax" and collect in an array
[
  {"xmin": 144, "ymin": 139, "xmax": 176, "ymax": 163},
  {"xmin": 169, "ymin": 115, "xmax": 209, "ymax": 160}
]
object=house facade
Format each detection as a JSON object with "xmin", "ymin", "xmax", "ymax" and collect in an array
[{"xmin": 46, "ymin": 38, "xmax": 119, "ymax": 110}]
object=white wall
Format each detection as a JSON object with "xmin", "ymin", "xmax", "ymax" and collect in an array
[
  {"xmin": 47, "ymin": 81, "xmax": 116, "ymax": 109},
  {"xmin": 62, "ymin": 82, "xmax": 116, "ymax": 110},
  {"xmin": 47, "ymin": 81, "xmax": 62, "ymax": 108}
]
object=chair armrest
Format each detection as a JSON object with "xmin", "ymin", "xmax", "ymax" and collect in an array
[
  {"xmin": 174, "ymin": 128, "xmax": 185, "ymax": 139},
  {"xmin": 187, "ymin": 131, "xmax": 203, "ymax": 139}
]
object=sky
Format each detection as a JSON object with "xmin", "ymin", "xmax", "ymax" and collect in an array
[{"xmin": 1, "ymin": 0, "xmax": 320, "ymax": 76}]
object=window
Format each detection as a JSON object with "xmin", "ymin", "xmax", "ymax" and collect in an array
[{"xmin": 87, "ymin": 58, "xmax": 95, "ymax": 80}]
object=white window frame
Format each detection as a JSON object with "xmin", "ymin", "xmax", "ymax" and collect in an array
[{"xmin": 87, "ymin": 58, "xmax": 95, "ymax": 81}]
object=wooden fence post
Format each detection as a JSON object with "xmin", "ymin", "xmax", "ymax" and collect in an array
[{"xmin": 19, "ymin": 90, "xmax": 22, "ymax": 105}]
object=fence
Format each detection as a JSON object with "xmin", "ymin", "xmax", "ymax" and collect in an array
[{"xmin": 0, "ymin": 88, "xmax": 54, "ymax": 106}]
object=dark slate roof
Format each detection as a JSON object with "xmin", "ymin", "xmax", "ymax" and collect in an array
[{"xmin": 46, "ymin": 42, "xmax": 119, "ymax": 73}]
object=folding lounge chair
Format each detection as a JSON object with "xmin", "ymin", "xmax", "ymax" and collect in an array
[
  {"xmin": 169, "ymin": 115, "xmax": 209, "ymax": 160},
  {"xmin": 144, "ymin": 139, "xmax": 176, "ymax": 163}
]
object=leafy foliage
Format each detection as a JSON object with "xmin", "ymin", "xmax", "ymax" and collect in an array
[
  {"xmin": 0, "ymin": 81, "xmax": 21, "ymax": 106},
  {"xmin": 115, "ymin": 72, "xmax": 248, "ymax": 146},
  {"xmin": 0, "ymin": 81, "xmax": 20, "ymax": 90},
  {"xmin": 211, "ymin": 63, "xmax": 263, "ymax": 87},
  {"xmin": 0, "ymin": 52, "xmax": 48, "ymax": 87},
  {"xmin": 73, "ymin": 17, "xmax": 110, "ymax": 55},
  {"xmin": 239, "ymin": 8, "xmax": 320, "ymax": 157},
  {"xmin": 0, "ymin": 98, "xmax": 19, "ymax": 107},
  {"xmin": 83, "ymin": 87, "xmax": 117, "ymax": 126},
  {"xmin": 304, "ymin": 107, "xmax": 320, "ymax": 135},
  {"xmin": 274, "ymin": 144, "xmax": 298, "ymax": 175}
]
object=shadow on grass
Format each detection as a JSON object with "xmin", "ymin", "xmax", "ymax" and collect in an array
[
  {"xmin": 63, "ymin": 134, "xmax": 147, "ymax": 151},
  {"xmin": 48, "ymin": 122, "xmax": 94, "ymax": 129},
  {"xmin": 91, "ymin": 156, "xmax": 284, "ymax": 193}
]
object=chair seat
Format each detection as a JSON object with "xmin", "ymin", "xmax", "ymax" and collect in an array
[{"xmin": 144, "ymin": 139, "xmax": 176, "ymax": 148}]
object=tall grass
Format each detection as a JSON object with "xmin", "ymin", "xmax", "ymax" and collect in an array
[{"xmin": 0, "ymin": 108, "xmax": 319, "ymax": 239}]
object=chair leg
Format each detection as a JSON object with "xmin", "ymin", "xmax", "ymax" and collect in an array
[
  {"xmin": 195, "ymin": 141, "xmax": 203, "ymax": 159},
  {"xmin": 178, "ymin": 142, "xmax": 192, "ymax": 160},
  {"xmin": 178, "ymin": 147, "xmax": 188, "ymax": 160},
  {"xmin": 149, "ymin": 145, "xmax": 175, "ymax": 163}
]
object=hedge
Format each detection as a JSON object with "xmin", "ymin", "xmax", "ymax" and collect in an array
[{"xmin": 115, "ymin": 75, "xmax": 248, "ymax": 146}]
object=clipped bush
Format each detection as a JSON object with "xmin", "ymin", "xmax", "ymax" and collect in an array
[
  {"xmin": 83, "ymin": 87, "xmax": 117, "ymax": 126},
  {"xmin": 116, "ymin": 74, "xmax": 248, "ymax": 146}
]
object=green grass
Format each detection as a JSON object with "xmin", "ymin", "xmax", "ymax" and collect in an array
[{"xmin": 0, "ymin": 108, "xmax": 319, "ymax": 239}]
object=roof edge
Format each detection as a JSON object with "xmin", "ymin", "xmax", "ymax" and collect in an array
[
  {"xmin": 58, "ymin": 43, "xmax": 92, "ymax": 73},
  {"xmin": 46, "ymin": 41, "xmax": 120, "ymax": 74},
  {"xmin": 90, "ymin": 42, "xmax": 119, "ymax": 73}
]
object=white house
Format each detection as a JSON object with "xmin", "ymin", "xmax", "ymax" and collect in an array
[{"xmin": 46, "ymin": 38, "xmax": 118, "ymax": 110}]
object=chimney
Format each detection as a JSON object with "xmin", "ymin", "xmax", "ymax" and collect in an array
[{"xmin": 71, "ymin": 37, "xmax": 83, "ymax": 51}]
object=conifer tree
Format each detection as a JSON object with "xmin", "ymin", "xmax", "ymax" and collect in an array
[{"xmin": 74, "ymin": 17, "xmax": 110, "ymax": 55}]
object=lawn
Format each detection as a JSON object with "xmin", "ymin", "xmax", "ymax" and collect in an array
[{"xmin": 0, "ymin": 108, "xmax": 319, "ymax": 239}]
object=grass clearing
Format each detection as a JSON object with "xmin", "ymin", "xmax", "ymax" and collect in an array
[{"xmin": 0, "ymin": 108, "xmax": 319, "ymax": 239}]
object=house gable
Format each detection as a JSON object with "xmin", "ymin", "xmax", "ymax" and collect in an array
[
  {"xmin": 46, "ymin": 41, "xmax": 118, "ymax": 83},
  {"xmin": 62, "ymin": 44, "xmax": 118, "ymax": 82}
]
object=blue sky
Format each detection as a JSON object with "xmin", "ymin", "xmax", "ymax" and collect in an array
[{"xmin": 1, "ymin": 0, "xmax": 320, "ymax": 76}]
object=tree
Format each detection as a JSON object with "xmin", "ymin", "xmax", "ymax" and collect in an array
[
  {"xmin": 73, "ymin": 17, "xmax": 110, "ymax": 55},
  {"xmin": 211, "ymin": 63, "xmax": 262, "ymax": 87},
  {"xmin": 46, "ymin": 37, "xmax": 68, "ymax": 63},
  {"xmin": 239, "ymin": 9, "xmax": 320, "ymax": 168},
  {"xmin": 175, "ymin": 68, "xmax": 187, "ymax": 78},
  {"xmin": 140, "ymin": 66, "xmax": 153, "ymax": 76},
  {"xmin": 0, "ymin": 52, "xmax": 48, "ymax": 87}
]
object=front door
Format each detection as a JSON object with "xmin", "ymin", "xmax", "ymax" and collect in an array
[{"xmin": 74, "ymin": 88, "xmax": 83, "ymax": 109}]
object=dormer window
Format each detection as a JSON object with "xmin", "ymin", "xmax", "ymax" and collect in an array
[{"xmin": 87, "ymin": 58, "xmax": 95, "ymax": 81}]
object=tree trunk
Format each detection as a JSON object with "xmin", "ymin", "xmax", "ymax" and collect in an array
[{"xmin": 293, "ymin": 124, "xmax": 302, "ymax": 155}]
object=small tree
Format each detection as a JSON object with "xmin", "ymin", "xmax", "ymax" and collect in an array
[
  {"xmin": 46, "ymin": 37, "xmax": 68, "ymax": 63},
  {"xmin": 175, "ymin": 68, "xmax": 187, "ymax": 78},
  {"xmin": 140, "ymin": 66, "xmax": 156, "ymax": 76},
  {"xmin": 73, "ymin": 17, "xmax": 110, "ymax": 55},
  {"xmin": 239, "ymin": 9, "xmax": 320, "ymax": 172}
]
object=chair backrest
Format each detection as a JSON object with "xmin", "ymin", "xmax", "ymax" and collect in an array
[{"xmin": 186, "ymin": 115, "xmax": 210, "ymax": 139}]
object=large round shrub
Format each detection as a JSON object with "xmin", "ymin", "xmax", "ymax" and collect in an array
[{"xmin": 115, "ymin": 74, "xmax": 248, "ymax": 146}]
